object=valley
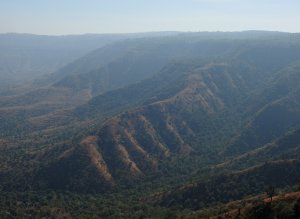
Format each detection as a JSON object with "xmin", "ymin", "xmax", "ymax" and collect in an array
[{"xmin": 0, "ymin": 31, "xmax": 300, "ymax": 218}]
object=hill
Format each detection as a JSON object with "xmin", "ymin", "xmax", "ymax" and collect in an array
[{"xmin": 0, "ymin": 31, "xmax": 300, "ymax": 218}]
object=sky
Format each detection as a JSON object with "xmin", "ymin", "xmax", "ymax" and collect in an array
[{"xmin": 0, "ymin": 0, "xmax": 299, "ymax": 35}]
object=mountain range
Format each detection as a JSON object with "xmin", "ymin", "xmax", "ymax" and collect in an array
[{"xmin": 0, "ymin": 31, "xmax": 300, "ymax": 218}]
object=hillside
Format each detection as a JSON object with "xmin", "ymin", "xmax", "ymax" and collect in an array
[
  {"xmin": 0, "ymin": 31, "xmax": 300, "ymax": 218},
  {"xmin": 0, "ymin": 32, "xmax": 178, "ymax": 89},
  {"xmin": 156, "ymin": 159, "xmax": 300, "ymax": 209},
  {"xmin": 5, "ymin": 55, "xmax": 298, "ymax": 192}
]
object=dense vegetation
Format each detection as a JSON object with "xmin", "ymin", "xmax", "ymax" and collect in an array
[{"xmin": 0, "ymin": 31, "xmax": 300, "ymax": 218}]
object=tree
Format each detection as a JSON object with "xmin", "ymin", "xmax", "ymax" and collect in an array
[
  {"xmin": 266, "ymin": 186, "xmax": 275, "ymax": 202},
  {"xmin": 246, "ymin": 203, "xmax": 273, "ymax": 219},
  {"xmin": 294, "ymin": 198, "xmax": 300, "ymax": 219}
]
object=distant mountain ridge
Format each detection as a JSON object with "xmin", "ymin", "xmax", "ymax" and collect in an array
[{"xmin": 0, "ymin": 32, "xmax": 180, "ymax": 88}]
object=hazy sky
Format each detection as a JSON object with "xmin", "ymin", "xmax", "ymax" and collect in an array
[{"xmin": 0, "ymin": 0, "xmax": 299, "ymax": 35}]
